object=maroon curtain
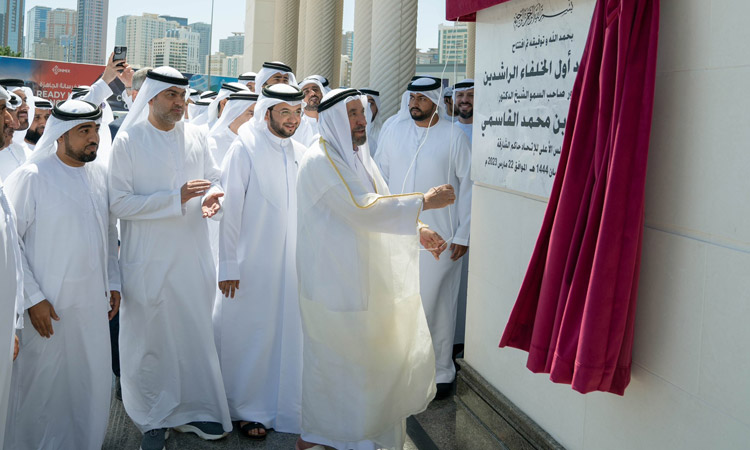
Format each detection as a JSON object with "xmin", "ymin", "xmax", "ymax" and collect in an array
[{"xmin": 499, "ymin": 0, "xmax": 660, "ymax": 396}]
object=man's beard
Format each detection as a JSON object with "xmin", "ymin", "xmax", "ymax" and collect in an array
[
  {"xmin": 25, "ymin": 127, "xmax": 43, "ymax": 144},
  {"xmin": 305, "ymin": 97, "xmax": 320, "ymax": 111},
  {"xmin": 458, "ymin": 104, "xmax": 473, "ymax": 120},
  {"xmin": 269, "ymin": 115, "xmax": 296, "ymax": 138},
  {"xmin": 352, "ymin": 128, "xmax": 367, "ymax": 146},
  {"xmin": 63, "ymin": 135, "xmax": 98, "ymax": 163},
  {"xmin": 410, "ymin": 107, "xmax": 434, "ymax": 122}
]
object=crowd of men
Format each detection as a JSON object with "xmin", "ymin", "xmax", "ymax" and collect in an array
[{"xmin": 0, "ymin": 52, "xmax": 475, "ymax": 450}]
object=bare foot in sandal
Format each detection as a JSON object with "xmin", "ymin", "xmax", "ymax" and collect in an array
[{"xmin": 239, "ymin": 421, "xmax": 267, "ymax": 440}]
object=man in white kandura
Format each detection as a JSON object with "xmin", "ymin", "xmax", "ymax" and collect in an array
[
  {"xmin": 296, "ymin": 88, "xmax": 456, "ymax": 450},
  {"xmin": 23, "ymin": 97, "xmax": 52, "ymax": 151},
  {"xmin": 0, "ymin": 79, "xmax": 33, "ymax": 154},
  {"xmin": 376, "ymin": 76, "xmax": 472, "ymax": 399},
  {"xmin": 109, "ymin": 67, "xmax": 232, "ymax": 450},
  {"xmin": 206, "ymin": 91, "xmax": 257, "ymax": 283},
  {"xmin": 214, "ymin": 84, "xmax": 307, "ymax": 440},
  {"xmin": 453, "ymin": 79, "xmax": 474, "ymax": 142},
  {"xmin": 359, "ymin": 88, "xmax": 382, "ymax": 156},
  {"xmin": 0, "ymin": 86, "xmax": 27, "ymax": 180},
  {"xmin": 253, "ymin": 61, "xmax": 297, "ymax": 94},
  {"xmin": 3, "ymin": 99, "xmax": 121, "ymax": 450},
  {"xmin": 294, "ymin": 75, "xmax": 327, "ymax": 147},
  {"xmin": 239, "ymin": 71, "xmax": 257, "ymax": 91},
  {"xmin": 0, "ymin": 86, "xmax": 23, "ymax": 446}
]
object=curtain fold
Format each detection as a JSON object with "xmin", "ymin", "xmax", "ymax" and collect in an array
[{"xmin": 499, "ymin": 0, "xmax": 660, "ymax": 395}]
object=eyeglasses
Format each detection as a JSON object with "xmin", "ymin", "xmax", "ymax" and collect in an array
[{"xmin": 270, "ymin": 108, "xmax": 302, "ymax": 119}]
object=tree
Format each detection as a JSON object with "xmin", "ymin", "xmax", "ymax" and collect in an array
[{"xmin": 0, "ymin": 46, "xmax": 22, "ymax": 57}]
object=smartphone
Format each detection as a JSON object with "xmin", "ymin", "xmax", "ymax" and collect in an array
[{"xmin": 113, "ymin": 46, "xmax": 127, "ymax": 62}]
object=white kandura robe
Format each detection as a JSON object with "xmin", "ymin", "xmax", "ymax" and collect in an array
[
  {"xmin": 207, "ymin": 127, "xmax": 238, "ymax": 272},
  {"xmin": 376, "ymin": 117, "xmax": 472, "ymax": 384},
  {"xmin": 0, "ymin": 143, "xmax": 27, "ymax": 182},
  {"xmin": 214, "ymin": 126, "xmax": 305, "ymax": 433},
  {"xmin": 0, "ymin": 183, "xmax": 22, "ymax": 446},
  {"xmin": 3, "ymin": 154, "xmax": 120, "ymax": 450},
  {"xmin": 456, "ymin": 121, "xmax": 473, "ymax": 142},
  {"xmin": 293, "ymin": 114, "xmax": 320, "ymax": 148},
  {"xmin": 109, "ymin": 120, "xmax": 232, "ymax": 433},
  {"xmin": 78, "ymin": 79, "xmax": 115, "ymax": 169},
  {"xmin": 297, "ymin": 138, "xmax": 436, "ymax": 450}
]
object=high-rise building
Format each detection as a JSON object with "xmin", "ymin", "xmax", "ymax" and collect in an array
[
  {"xmin": 340, "ymin": 54, "xmax": 352, "ymax": 87},
  {"xmin": 416, "ymin": 47, "xmax": 438, "ymax": 65},
  {"xmin": 205, "ymin": 50, "xmax": 224, "ymax": 76},
  {"xmin": 25, "ymin": 6, "xmax": 50, "ymax": 57},
  {"xmin": 124, "ymin": 13, "xmax": 179, "ymax": 68},
  {"xmin": 3, "ymin": 0, "xmax": 25, "ymax": 54},
  {"xmin": 167, "ymin": 27, "xmax": 200, "ymax": 73},
  {"xmin": 438, "ymin": 22, "xmax": 468, "ymax": 64},
  {"xmin": 189, "ymin": 22, "xmax": 211, "ymax": 73},
  {"xmin": 219, "ymin": 32, "xmax": 243, "ymax": 57},
  {"xmin": 27, "ymin": 7, "xmax": 76, "ymax": 61},
  {"xmin": 223, "ymin": 54, "xmax": 243, "ymax": 78},
  {"xmin": 159, "ymin": 15, "xmax": 187, "ymax": 27},
  {"xmin": 48, "ymin": 8, "xmax": 77, "ymax": 40},
  {"xmin": 152, "ymin": 37, "xmax": 188, "ymax": 72},
  {"xmin": 114, "ymin": 15, "xmax": 127, "ymax": 46},
  {"xmin": 341, "ymin": 31, "xmax": 353, "ymax": 61},
  {"xmin": 75, "ymin": 0, "xmax": 108, "ymax": 64}
]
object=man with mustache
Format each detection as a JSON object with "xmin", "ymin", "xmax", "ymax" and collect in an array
[
  {"xmin": 0, "ymin": 79, "xmax": 31, "ymax": 151},
  {"xmin": 0, "ymin": 85, "xmax": 23, "ymax": 446},
  {"xmin": 3, "ymin": 99, "xmax": 121, "ymax": 450},
  {"xmin": 215, "ymin": 84, "xmax": 307, "ymax": 440},
  {"xmin": 375, "ymin": 76, "xmax": 473, "ymax": 400},
  {"xmin": 109, "ymin": 67, "xmax": 231, "ymax": 450},
  {"xmin": 23, "ymin": 98, "xmax": 52, "ymax": 150},
  {"xmin": 293, "ymin": 75, "xmax": 327, "ymax": 148},
  {"xmin": 0, "ymin": 92, "xmax": 24, "ymax": 181},
  {"xmin": 453, "ymin": 79, "xmax": 474, "ymax": 141}
]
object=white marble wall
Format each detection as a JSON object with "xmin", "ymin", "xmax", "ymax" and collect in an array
[{"xmin": 466, "ymin": 1, "xmax": 750, "ymax": 448}]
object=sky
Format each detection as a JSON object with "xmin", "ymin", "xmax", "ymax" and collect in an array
[{"xmin": 24, "ymin": 0, "xmax": 450, "ymax": 58}]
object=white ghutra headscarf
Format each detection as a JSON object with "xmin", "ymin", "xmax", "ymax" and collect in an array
[
  {"xmin": 118, "ymin": 66, "xmax": 190, "ymax": 135},
  {"xmin": 28, "ymin": 100, "xmax": 102, "ymax": 165}
]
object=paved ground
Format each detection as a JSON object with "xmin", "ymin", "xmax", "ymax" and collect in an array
[{"xmin": 103, "ymin": 382, "xmax": 457, "ymax": 450}]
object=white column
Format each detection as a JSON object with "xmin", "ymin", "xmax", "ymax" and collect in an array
[
  {"xmin": 369, "ymin": 0, "xmax": 418, "ymax": 118},
  {"xmin": 351, "ymin": 0, "xmax": 372, "ymax": 87},
  {"xmin": 273, "ymin": 0, "xmax": 300, "ymax": 70},
  {"xmin": 466, "ymin": 22, "xmax": 476, "ymax": 79},
  {"xmin": 295, "ymin": 0, "xmax": 308, "ymax": 76},
  {"xmin": 244, "ymin": 0, "xmax": 276, "ymax": 71},
  {"xmin": 299, "ymin": 0, "xmax": 344, "ymax": 84}
]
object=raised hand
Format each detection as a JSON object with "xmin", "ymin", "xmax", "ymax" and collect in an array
[{"xmin": 423, "ymin": 184, "xmax": 456, "ymax": 210}]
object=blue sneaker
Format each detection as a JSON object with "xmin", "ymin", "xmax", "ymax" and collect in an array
[
  {"xmin": 140, "ymin": 428, "xmax": 168, "ymax": 450},
  {"xmin": 173, "ymin": 421, "xmax": 228, "ymax": 440}
]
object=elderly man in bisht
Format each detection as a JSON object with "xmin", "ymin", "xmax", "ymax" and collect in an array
[
  {"xmin": 23, "ymin": 97, "xmax": 52, "ymax": 151},
  {"xmin": 295, "ymin": 88, "xmax": 456, "ymax": 450},
  {"xmin": 3, "ymin": 99, "xmax": 121, "ymax": 450},
  {"xmin": 239, "ymin": 71, "xmax": 257, "ymax": 91},
  {"xmin": 109, "ymin": 67, "xmax": 232, "ymax": 450},
  {"xmin": 254, "ymin": 61, "xmax": 297, "ymax": 94},
  {"xmin": 0, "ymin": 92, "xmax": 24, "ymax": 181},
  {"xmin": 214, "ymin": 84, "xmax": 306, "ymax": 440},
  {"xmin": 376, "ymin": 77, "xmax": 472, "ymax": 400},
  {"xmin": 0, "ymin": 86, "xmax": 23, "ymax": 446},
  {"xmin": 294, "ymin": 75, "xmax": 327, "ymax": 147}
]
